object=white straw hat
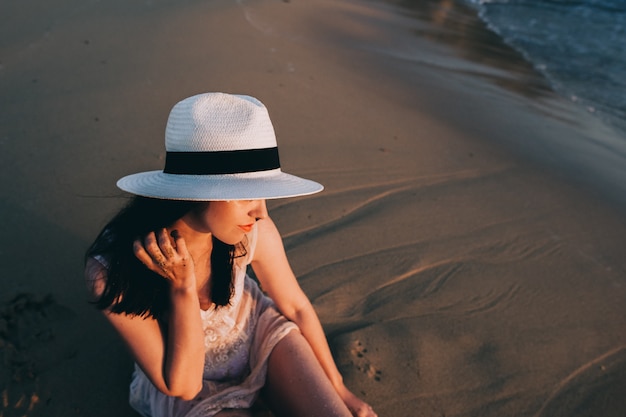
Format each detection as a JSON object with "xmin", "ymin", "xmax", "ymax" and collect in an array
[{"xmin": 117, "ymin": 93, "xmax": 323, "ymax": 200}]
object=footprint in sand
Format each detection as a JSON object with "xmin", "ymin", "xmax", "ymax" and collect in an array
[
  {"xmin": 349, "ymin": 340, "xmax": 382, "ymax": 382},
  {"xmin": 0, "ymin": 293, "xmax": 75, "ymax": 417}
]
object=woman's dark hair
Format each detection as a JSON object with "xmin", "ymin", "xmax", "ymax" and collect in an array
[{"xmin": 85, "ymin": 196, "xmax": 241, "ymax": 320}]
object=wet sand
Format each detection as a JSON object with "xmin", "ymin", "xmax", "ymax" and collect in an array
[{"xmin": 1, "ymin": 0, "xmax": 625, "ymax": 416}]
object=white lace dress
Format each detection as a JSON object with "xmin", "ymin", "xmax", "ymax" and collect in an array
[{"xmin": 127, "ymin": 225, "xmax": 298, "ymax": 417}]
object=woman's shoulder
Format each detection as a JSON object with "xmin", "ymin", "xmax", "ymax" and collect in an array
[
  {"xmin": 84, "ymin": 256, "xmax": 108, "ymax": 300},
  {"xmin": 245, "ymin": 216, "xmax": 281, "ymax": 262},
  {"xmin": 248, "ymin": 216, "xmax": 287, "ymax": 264}
]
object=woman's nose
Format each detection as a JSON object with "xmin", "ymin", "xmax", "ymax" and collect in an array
[{"xmin": 251, "ymin": 200, "xmax": 268, "ymax": 220}]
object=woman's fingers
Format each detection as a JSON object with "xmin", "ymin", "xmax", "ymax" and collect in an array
[
  {"xmin": 170, "ymin": 229, "xmax": 187, "ymax": 254},
  {"xmin": 157, "ymin": 228, "xmax": 177, "ymax": 258},
  {"xmin": 354, "ymin": 405, "xmax": 377, "ymax": 417},
  {"xmin": 142, "ymin": 231, "xmax": 163, "ymax": 258},
  {"xmin": 133, "ymin": 238, "xmax": 154, "ymax": 266},
  {"xmin": 133, "ymin": 236, "xmax": 167, "ymax": 275},
  {"xmin": 131, "ymin": 231, "xmax": 170, "ymax": 275},
  {"xmin": 339, "ymin": 387, "xmax": 377, "ymax": 417},
  {"xmin": 133, "ymin": 229, "xmax": 193, "ymax": 281}
]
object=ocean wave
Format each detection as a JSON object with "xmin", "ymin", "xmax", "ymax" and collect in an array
[{"xmin": 466, "ymin": 0, "xmax": 626, "ymax": 133}]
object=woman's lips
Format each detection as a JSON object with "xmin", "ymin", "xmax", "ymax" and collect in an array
[{"xmin": 238, "ymin": 224, "xmax": 254, "ymax": 233}]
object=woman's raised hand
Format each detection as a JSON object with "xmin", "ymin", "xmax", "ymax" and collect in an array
[{"xmin": 134, "ymin": 229, "xmax": 196, "ymax": 290}]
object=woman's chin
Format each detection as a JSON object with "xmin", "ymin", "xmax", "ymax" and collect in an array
[{"xmin": 218, "ymin": 233, "xmax": 246, "ymax": 246}]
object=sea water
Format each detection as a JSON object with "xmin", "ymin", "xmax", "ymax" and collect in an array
[
  {"xmin": 465, "ymin": 0, "xmax": 626, "ymax": 135},
  {"xmin": 384, "ymin": 0, "xmax": 626, "ymax": 203}
]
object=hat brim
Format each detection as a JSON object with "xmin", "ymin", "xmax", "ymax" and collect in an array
[{"xmin": 116, "ymin": 169, "xmax": 323, "ymax": 201}]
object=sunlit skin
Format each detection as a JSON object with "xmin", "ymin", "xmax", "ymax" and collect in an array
[
  {"xmin": 86, "ymin": 200, "xmax": 377, "ymax": 417},
  {"xmin": 182, "ymin": 200, "xmax": 269, "ymax": 244},
  {"xmin": 134, "ymin": 201, "xmax": 268, "ymax": 307}
]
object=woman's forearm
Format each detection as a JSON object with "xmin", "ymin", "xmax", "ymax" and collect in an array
[
  {"xmin": 290, "ymin": 302, "xmax": 379, "ymax": 416},
  {"xmin": 290, "ymin": 302, "xmax": 345, "ymax": 390},
  {"xmin": 164, "ymin": 287, "xmax": 205, "ymax": 399}
]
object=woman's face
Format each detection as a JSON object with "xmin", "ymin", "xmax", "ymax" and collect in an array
[{"xmin": 185, "ymin": 200, "xmax": 268, "ymax": 244}]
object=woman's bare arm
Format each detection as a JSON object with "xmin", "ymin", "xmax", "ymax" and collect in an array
[
  {"xmin": 251, "ymin": 218, "xmax": 376, "ymax": 417},
  {"xmin": 85, "ymin": 229, "xmax": 205, "ymax": 400}
]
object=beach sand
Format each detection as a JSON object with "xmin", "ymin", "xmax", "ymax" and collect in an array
[{"xmin": 1, "ymin": 0, "xmax": 625, "ymax": 416}]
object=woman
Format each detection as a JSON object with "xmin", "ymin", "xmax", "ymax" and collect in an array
[{"xmin": 85, "ymin": 93, "xmax": 377, "ymax": 417}]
